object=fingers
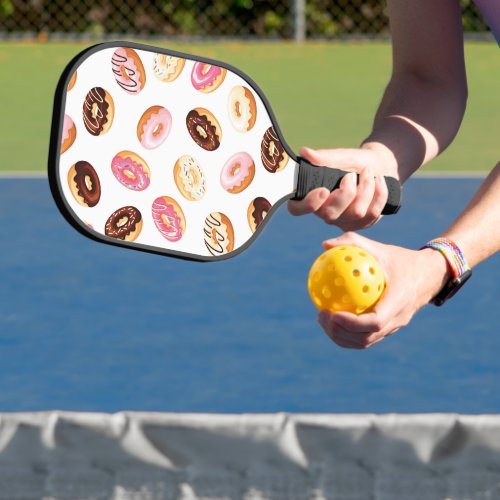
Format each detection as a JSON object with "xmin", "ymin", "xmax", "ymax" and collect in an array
[
  {"xmin": 288, "ymin": 188, "xmax": 330, "ymax": 216},
  {"xmin": 318, "ymin": 310, "xmax": 397, "ymax": 349},
  {"xmin": 322, "ymin": 230, "xmax": 375, "ymax": 252},
  {"xmin": 332, "ymin": 166, "xmax": 377, "ymax": 230},
  {"xmin": 368, "ymin": 175, "xmax": 389, "ymax": 220},
  {"xmin": 340, "ymin": 174, "xmax": 388, "ymax": 230},
  {"xmin": 327, "ymin": 169, "xmax": 391, "ymax": 231},
  {"xmin": 350, "ymin": 165, "xmax": 376, "ymax": 219},
  {"xmin": 288, "ymin": 146, "xmax": 338, "ymax": 216},
  {"xmin": 314, "ymin": 172, "xmax": 358, "ymax": 223}
]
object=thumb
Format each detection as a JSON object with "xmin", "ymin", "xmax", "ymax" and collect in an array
[
  {"xmin": 299, "ymin": 146, "xmax": 324, "ymax": 165},
  {"xmin": 322, "ymin": 231, "xmax": 368, "ymax": 250},
  {"xmin": 300, "ymin": 147, "xmax": 365, "ymax": 170}
]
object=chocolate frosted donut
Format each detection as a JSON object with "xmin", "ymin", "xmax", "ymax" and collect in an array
[
  {"xmin": 260, "ymin": 126, "xmax": 289, "ymax": 173},
  {"xmin": 105, "ymin": 206, "xmax": 143, "ymax": 242},
  {"xmin": 247, "ymin": 197, "xmax": 272, "ymax": 233},
  {"xmin": 186, "ymin": 108, "xmax": 221, "ymax": 151},
  {"xmin": 83, "ymin": 87, "xmax": 114, "ymax": 136},
  {"xmin": 68, "ymin": 161, "xmax": 101, "ymax": 207}
]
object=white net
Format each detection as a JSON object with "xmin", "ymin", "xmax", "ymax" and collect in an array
[{"xmin": 1, "ymin": 412, "xmax": 500, "ymax": 499}]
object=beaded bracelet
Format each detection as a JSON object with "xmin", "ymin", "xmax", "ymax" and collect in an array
[{"xmin": 420, "ymin": 238, "xmax": 472, "ymax": 306}]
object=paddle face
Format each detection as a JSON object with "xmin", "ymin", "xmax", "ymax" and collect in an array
[{"xmin": 49, "ymin": 41, "xmax": 297, "ymax": 261}]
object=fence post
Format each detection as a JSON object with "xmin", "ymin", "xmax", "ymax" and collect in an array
[{"xmin": 293, "ymin": 0, "xmax": 306, "ymax": 42}]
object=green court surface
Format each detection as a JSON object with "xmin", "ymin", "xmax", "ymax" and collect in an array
[{"xmin": 0, "ymin": 41, "xmax": 497, "ymax": 173}]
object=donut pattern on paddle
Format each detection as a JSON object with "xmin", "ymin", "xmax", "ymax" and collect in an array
[
  {"xmin": 111, "ymin": 48, "xmax": 146, "ymax": 95},
  {"xmin": 203, "ymin": 212, "xmax": 234, "ymax": 256},
  {"xmin": 61, "ymin": 114, "xmax": 77, "ymax": 154},
  {"xmin": 247, "ymin": 197, "xmax": 272, "ymax": 233},
  {"xmin": 59, "ymin": 45, "xmax": 295, "ymax": 258},
  {"xmin": 105, "ymin": 206, "xmax": 143, "ymax": 242},
  {"xmin": 68, "ymin": 161, "xmax": 101, "ymax": 207},
  {"xmin": 82, "ymin": 87, "xmax": 114, "ymax": 136}
]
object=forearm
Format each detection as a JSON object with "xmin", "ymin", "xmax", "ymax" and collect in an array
[
  {"xmin": 363, "ymin": 73, "xmax": 467, "ymax": 182},
  {"xmin": 417, "ymin": 162, "xmax": 500, "ymax": 303},
  {"xmin": 441, "ymin": 162, "xmax": 500, "ymax": 267},
  {"xmin": 361, "ymin": 0, "xmax": 467, "ymax": 183}
]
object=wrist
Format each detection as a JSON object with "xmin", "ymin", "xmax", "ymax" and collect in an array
[
  {"xmin": 417, "ymin": 248, "xmax": 453, "ymax": 304},
  {"xmin": 361, "ymin": 141, "xmax": 399, "ymax": 178}
]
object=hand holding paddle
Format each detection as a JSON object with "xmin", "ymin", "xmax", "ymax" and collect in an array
[{"xmin": 290, "ymin": 146, "xmax": 400, "ymax": 231}]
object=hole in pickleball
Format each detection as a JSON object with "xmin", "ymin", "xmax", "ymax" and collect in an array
[
  {"xmin": 342, "ymin": 295, "xmax": 351, "ymax": 304},
  {"xmin": 352, "ymin": 269, "xmax": 360, "ymax": 277},
  {"xmin": 322, "ymin": 286, "xmax": 332, "ymax": 299},
  {"xmin": 359, "ymin": 251, "xmax": 366, "ymax": 257},
  {"xmin": 362, "ymin": 285, "xmax": 369, "ymax": 293},
  {"xmin": 344, "ymin": 256, "xmax": 352, "ymax": 262},
  {"xmin": 356, "ymin": 306, "xmax": 366, "ymax": 314},
  {"xmin": 313, "ymin": 294, "xmax": 322, "ymax": 307},
  {"xmin": 327, "ymin": 264, "xmax": 335, "ymax": 272},
  {"xmin": 334, "ymin": 277, "xmax": 344, "ymax": 287},
  {"xmin": 313, "ymin": 271, "xmax": 321, "ymax": 282},
  {"xmin": 369, "ymin": 267, "xmax": 376, "ymax": 275},
  {"xmin": 378, "ymin": 284, "xmax": 382, "ymax": 291}
]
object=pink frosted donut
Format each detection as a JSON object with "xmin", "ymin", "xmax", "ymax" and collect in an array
[
  {"xmin": 111, "ymin": 48, "xmax": 146, "ymax": 95},
  {"xmin": 191, "ymin": 62, "xmax": 226, "ymax": 93},
  {"xmin": 220, "ymin": 152, "xmax": 255, "ymax": 194},
  {"xmin": 61, "ymin": 114, "xmax": 76, "ymax": 154},
  {"xmin": 111, "ymin": 151, "xmax": 150, "ymax": 191},
  {"xmin": 137, "ymin": 106, "xmax": 172, "ymax": 150},
  {"xmin": 152, "ymin": 196, "xmax": 186, "ymax": 242}
]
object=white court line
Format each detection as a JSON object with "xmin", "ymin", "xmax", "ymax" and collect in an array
[
  {"xmin": 414, "ymin": 170, "xmax": 487, "ymax": 178},
  {"xmin": 0, "ymin": 171, "xmax": 47, "ymax": 178},
  {"xmin": 0, "ymin": 170, "xmax": 488, "ymax": 179}
]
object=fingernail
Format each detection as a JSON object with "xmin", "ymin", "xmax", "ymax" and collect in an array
[
  {"xmin": 341, "ymin": 172, "xmax": 354, "ymax": 186},
  {"xmin": 318, "ymin": 188, "xmax": 329, "ymax": 201}
]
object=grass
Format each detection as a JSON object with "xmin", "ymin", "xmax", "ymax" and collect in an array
[{"xmin": 0, "ymin": 40, "xmax": 497, "ymax": 172}]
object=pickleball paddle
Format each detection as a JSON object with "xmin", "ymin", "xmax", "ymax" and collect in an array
[{"xmin": 48, "ymin": 41, "xmax": 402, "ymax": 262}]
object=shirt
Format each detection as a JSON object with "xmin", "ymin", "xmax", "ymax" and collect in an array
[{"xmin": 473, "ymin": 0, "xmax": 500, "ymax": 45}]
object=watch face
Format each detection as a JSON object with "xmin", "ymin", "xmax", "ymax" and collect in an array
[{"xmin": 432, "ymin": 269, "xmax": 472, "ymax": 306}]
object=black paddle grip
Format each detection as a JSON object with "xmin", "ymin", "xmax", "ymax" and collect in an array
[{"xmin": 294, "ymin": 157, "xmax": 402, "ymax": 215}]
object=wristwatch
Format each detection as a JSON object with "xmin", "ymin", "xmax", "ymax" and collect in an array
[{"xmin": 421, "ymin": 238, "xmax": 472, "ymax": 306}]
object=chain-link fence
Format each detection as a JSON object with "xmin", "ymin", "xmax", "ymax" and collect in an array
[{"xmin": 0, "ymin": 0, "xmax": 491, "ymax": 40}]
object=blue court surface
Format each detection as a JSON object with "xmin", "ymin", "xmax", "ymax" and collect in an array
[{"xmin": 0, "ymin": 176, "xmax": 498, "ymax": 413}]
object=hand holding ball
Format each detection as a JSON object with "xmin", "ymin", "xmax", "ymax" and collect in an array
[{"xmin": 308, "ymin": 245, "xmax": 385, "ymax": 314}]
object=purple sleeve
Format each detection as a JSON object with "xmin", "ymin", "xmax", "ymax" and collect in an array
[{"xmin": 473, "ymin": 0, "xmax": 500, "ymax": 45}]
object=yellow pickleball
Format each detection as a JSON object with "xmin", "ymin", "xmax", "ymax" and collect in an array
[{"xmin": 308, "ymin": 245, "xmax": 385, "ymax": 314}]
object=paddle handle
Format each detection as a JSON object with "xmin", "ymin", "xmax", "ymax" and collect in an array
[{"xmin": 294, "ymin": 157, "xmax": 402, "ymax": 215}]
